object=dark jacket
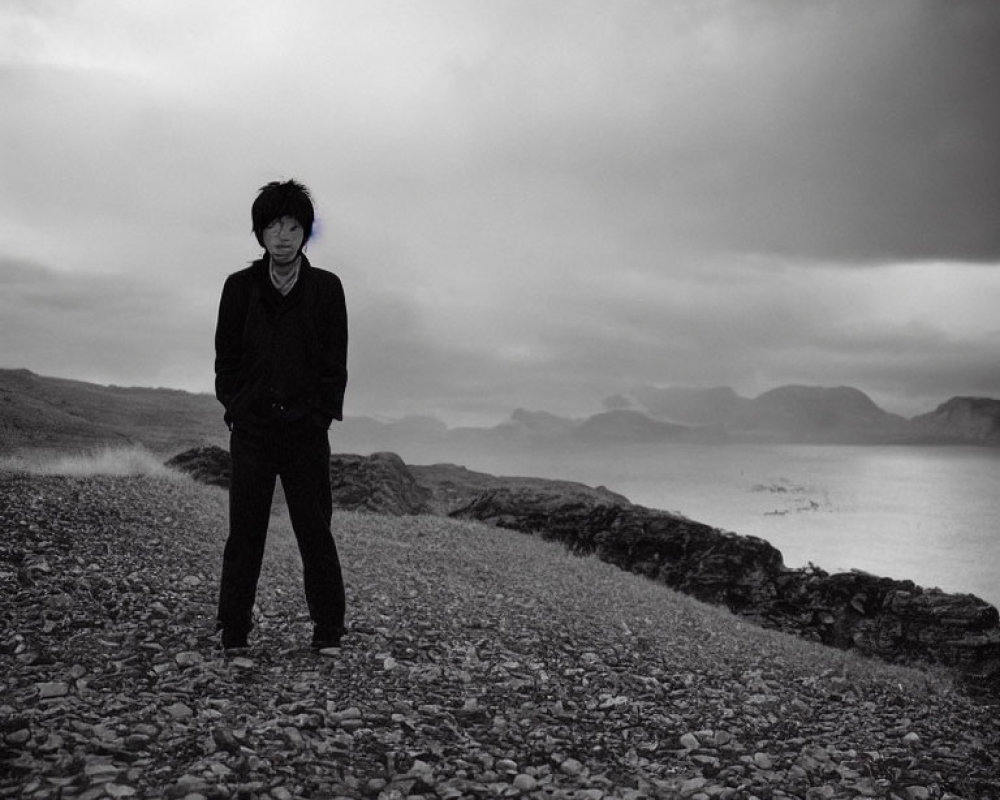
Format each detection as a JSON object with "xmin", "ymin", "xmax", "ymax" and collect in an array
[{"xmin": 214, "ymin": 255, "xmax": 347, "ymax": 431}]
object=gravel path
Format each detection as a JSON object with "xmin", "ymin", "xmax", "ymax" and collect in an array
[{"xmin": 2, "ymin": 472, "xmax": 998, "ymax": 800}]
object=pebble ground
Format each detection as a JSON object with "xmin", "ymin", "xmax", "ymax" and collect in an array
[{"xmin": 2, "ymin": 471, "xmax": 998, "ymax": 800}]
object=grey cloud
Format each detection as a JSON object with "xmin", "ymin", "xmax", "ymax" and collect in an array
[
  {"xmin": 446, "ymin": 0, "xmax": 1000, "ymax": 263},
  {"xmin": 2, "ymin": 1, "xmax": 998, "ymax": 426},
  {"xmin": 0, "ymin": 258, "xmax": 213, "ymax": 390}
]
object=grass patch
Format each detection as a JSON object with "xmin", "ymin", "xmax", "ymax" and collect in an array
[{"xmin": 0, "ymin": 444, "xmax": 185, "ymax": 479}]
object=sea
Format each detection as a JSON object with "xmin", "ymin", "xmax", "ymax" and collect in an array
[{"xmin": 404, "ymin": 441, "xmax": 1000, "ymax": 610}]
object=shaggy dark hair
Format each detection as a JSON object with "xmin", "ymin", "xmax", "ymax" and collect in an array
[{"xmin": 251, "ymin": 179, "xmax": 315, "ymax": 248}]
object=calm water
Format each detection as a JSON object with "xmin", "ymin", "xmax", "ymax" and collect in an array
[{"xmin": 409, "ymin": 442, "xmax": 1000, "ymax": 609}]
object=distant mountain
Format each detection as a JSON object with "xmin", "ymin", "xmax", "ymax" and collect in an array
[
  {"xmin": 733, "ymin": 385, "xmax": 912, "ymax": 443},
  {"xmin": 574, "ymin": 410, "xmax": 690, "ymax": 444},
  {"xmin": 494, "ymin": 408, "xmax": 579, "ymax": 439},
  {"xmin": 910, "ymin": 397, "xmax": 1000, "ymax": 443},
  {"xmin": 630, "ymin": 385, "xmax": 746, "ymax": 426},
  {"xmin": 630, "ymin": 383, "xmax": 996, "ymax": 444}
]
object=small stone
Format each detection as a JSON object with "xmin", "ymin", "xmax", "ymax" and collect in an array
[
  {"xmin": 331, "ymin": 733, "xmax": 354, "ymax": 748},
  {"xmin": 106, "ymin": 785, "xmax": 137, "ymax": 798},
  {"xmin": 209, "ymin": 763, "xmax": 232, "ymax": 778},
  {"xmin": 211, "ymin": 727, "xmax": 241, "ymax": 754},
  {"xmin": 270, "ymin": 788, "xmax": 293, "ymax": 800},
  {"xmin": 36, "ymin": 681, "xmax": 70, "ymax": 698},
  {"xmin": 4, "ymin": 728, "xmax": 31, "ymax": 746},
  {"xmin": 84, "ymin": 762, "xmax": 120, "ymax": 781},
  {"xmin": 560, "ymin": 757, "xmax": 584, "ymax": 776},
  {"xmin": 78, "ymin": 789, "xmax": 112, "ymax": 800},
  {"xmin": 150, "ymin": 602, "xmax": 170, "ymax": 618},
  {"xmin": 92, "ymin": 723, "xmax": 117, "ymax": 742},
  {"xmin": 231, "ymin": 657, "xmax": 254, "ymax": 669},
  {"xmin": 681, "ymin": 777, "xmax": 708, "ymax": 794},
  {"xmin": 905, "ymin": 788, "xmax": 931, "ymax": 800},
  {"xmin": 410, "ymin": 759, "xmax": 433, "ymax": 774},
  {"xmin": 133, "ymin": 723, "xmax": 159, "ymax": 737},
  {"xmin": 753, "ymin": 752, "xmax": 773, "ymax": 770},
  {"xmin": 496, "ymin": 759, "xmax": 518, "ymax": 774},
  {"xmin": 680, "ymin": 733, "xmax": 701, "ymax": 750},
  {"xmin": 165, "ymin": 702, "xmax": 194, "ymax": 720},
  {"xmin": 176, "ymin": 651, "xmax": 204, "ymax": 667},
  {"xmin": 513, "ymin": 774, "xmax": 537, "ymax": 792},
  {"xmin": 902, "ymin": 732, "xmax": 921, "ymax": 747},
  {"xmin": 38, "ymin": 732, "xmax": 65, "ymax": 753}
]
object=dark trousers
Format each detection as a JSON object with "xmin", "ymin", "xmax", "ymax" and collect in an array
[{"xmin": 217, "ymin": 423, "xmax": 345, "ymax": 639}]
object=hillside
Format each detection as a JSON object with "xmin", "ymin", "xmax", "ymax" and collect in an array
[
  {"xmin": 910, "ymin": 397, "xmax": 1000, "ymax": 443},
  {"xmin": 3, "ymin": 468, "xmax": 999, "ymax": 798},
  {"xmin": 0, "ymin": 369, "xmax": 223, "ymax": 454}
]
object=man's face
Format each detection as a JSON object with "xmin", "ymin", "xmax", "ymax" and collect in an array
[{"xmin": 262, "ymin": 216, "xmax": 305, "ymax": 266}]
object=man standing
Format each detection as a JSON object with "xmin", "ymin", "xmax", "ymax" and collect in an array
[{"xmin": 214, "ymin": 179, "xmax": 348, "ymax": 652}]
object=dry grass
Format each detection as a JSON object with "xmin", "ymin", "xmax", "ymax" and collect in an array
[{"xmin": 0, "ymin": 444, "xmax": 185, "ymax": 478}]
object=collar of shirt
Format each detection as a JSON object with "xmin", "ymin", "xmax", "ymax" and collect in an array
[{"xmin": 269, "ymin": 258, "xmax": 301, "ymax": 296}]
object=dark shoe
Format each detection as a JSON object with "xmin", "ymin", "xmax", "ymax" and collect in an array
[
  {"xmin": 311, "ymin": 627, "xmax": 343, "ymax": 650},
  {"xmin": 221, "ymin": 630, "xmax": 249, "ymax": 652}
]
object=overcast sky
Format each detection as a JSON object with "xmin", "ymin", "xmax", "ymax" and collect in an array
[{"xmin": 2, "ymin": 0, "xmax": 998, "ymax": 425}]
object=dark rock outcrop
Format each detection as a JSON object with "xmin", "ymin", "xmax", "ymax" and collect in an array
[
  {"xmin": 166, "ymin": 447, "xmax": 431, "ymax": 516},
  {"xmin": 769, "ymin": 570, "xmax": 1000, "ymax": 687},
  {"xmin": 450, "ymin": 486, "xmax": 783, "ymax": 612},
  {"xmin": 408, "ymin": 461, "xmax": 630, "ymax": 515},
  {"xmin": 166, "ymin": 445, "xmax": 231, "ymax": 487},
  {"xmin": 327, "ymin": 452, "xmax": 432, "ymax": 515},
  {"xmin": 451, "ymin": 486, "xmax": 1000, "ymax": 696}
]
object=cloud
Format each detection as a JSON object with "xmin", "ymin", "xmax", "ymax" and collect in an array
[
  {"xmin": 1, "ymin": 0, "xmax": 999, "ymax": 424},
  {"xmin": 0, "ymin": 257, "xmax": 214, "ymax": 390},
  {"xmin": 342, "ymin": 256, "xmax": 1000, "ymax": 420}
]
